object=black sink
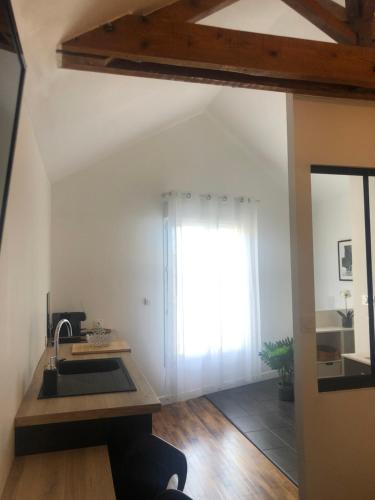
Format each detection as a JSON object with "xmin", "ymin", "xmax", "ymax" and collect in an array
[
  {"xmin": 58, "ymin": 335, "xmax": 87, "ymax": 344},
  {"xmin": 58, "ymin": 358, "xmax": 120, "ymax": 375},
  {"xmin": 39, "ymin": 357, "xmax": 136, "ymax": 399}
]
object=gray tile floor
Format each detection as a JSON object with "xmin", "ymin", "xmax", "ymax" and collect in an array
[{"xmin": 206, "ymin": 379, "xmax": 298, "ymax": 484}]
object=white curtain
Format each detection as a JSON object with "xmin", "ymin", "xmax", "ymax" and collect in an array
[{"xmin": 163, "ymin": 192, "xmax": 261, "ymax": 401}]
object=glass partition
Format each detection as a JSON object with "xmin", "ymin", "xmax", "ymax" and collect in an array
[
  {"xmin": 0, "ymin": 0, "xmax": 25, "ymax": 250},
  {"xmin": 311, "ymin": 166, "xmax": 375, "ymax": 391}
]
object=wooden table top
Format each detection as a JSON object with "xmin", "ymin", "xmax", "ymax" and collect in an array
[
  {"xmin": 342, "ymin": 352, "xmax": 371, "ymax": 366},
  {"xmin": 1, "ymin": 446, "xmax": 116, "ymax": 500},
  {"xmin": 15, "ymin": 344, "xmax": 161, "ymax": 427}
]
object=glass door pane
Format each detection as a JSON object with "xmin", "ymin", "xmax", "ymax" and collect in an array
[{"xmin": 311, "ymin": 173, "xmax": 370, "ymax": 383}]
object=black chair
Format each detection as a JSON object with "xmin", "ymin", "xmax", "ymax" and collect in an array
[
  {"xmin": 156, "ymin": 491, "xmax": 193, "ymax": 500},
  {"xmin": 111, "ymin": 434, "xmax": 188, "ymax": 500}
]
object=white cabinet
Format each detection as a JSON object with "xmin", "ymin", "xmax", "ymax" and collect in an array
[
  {"xmin": 316, "ymin": 327, "xmax": 355, "ymax": 378},
  {"xmin": 317, "ymin": 360, "xmax": 343, "ymax": 378}
]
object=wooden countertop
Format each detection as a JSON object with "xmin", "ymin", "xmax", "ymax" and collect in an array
[
  {"xmin": 1, "ymin": 446, "xmax": 115, "ymax": 500},
  {"xmin": 316, "ymin": 327, "xmax": 354, "ymax": 333},
  {"xmin": 15, "ymin": 344, "xmax": 161, "ymax": 427},
  {"xmin": 342, "ymin": 353, "xmax": 371, "ymax": 366}
]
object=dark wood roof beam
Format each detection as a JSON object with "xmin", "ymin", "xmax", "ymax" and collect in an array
[
  {"xmin": 280, "ymin": 0, "xmax": 356, "ymax": 44},
  {"xmin": 59, "ymin": 15, "xmax": 375, "ymax": 99},
  {"xmin": 345, "ymin": 0, "xmax": 375, "ymax": 45},
  {"xmin": 147, "ymin": 0, "xmax": 240, "ymax": 23}
]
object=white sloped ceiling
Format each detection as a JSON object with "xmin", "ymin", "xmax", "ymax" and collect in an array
[{"xmin": 12, "ymin": 0, "xmax": 341, "ymax": 181}]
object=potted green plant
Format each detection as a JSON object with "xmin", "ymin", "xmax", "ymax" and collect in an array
[
  {"xmin": 259, "ymin": 337, "xmax": 294, "ymax": 402},
  {"xmin": 337, "ymin": 289, "xmax": 354, "ymax": 328}
]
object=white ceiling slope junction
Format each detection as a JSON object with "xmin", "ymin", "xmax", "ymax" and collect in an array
[
  {"xmin": 12, "ymin": 0, "xmax": 341, "ymax": 181},
  {"xmin": 208, "ymin": 88, "xmax": 288, "ymax": 178}
]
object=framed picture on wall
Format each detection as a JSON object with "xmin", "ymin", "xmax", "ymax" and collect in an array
[{"xmin": 338, "ymin": 239, "xmax": 352, "ymax": 281}]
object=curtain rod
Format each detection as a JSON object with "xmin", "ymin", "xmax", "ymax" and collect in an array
[{"xmin": 162, "ymin": 191, "xmax": 260, "ymax": 203}]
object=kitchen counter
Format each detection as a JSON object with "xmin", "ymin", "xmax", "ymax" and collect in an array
[
  {"xmin": 1, "ymin": 446, "xmax": 115, "ymax": 500},
  {"xmin": 16, "ymin": 344, "xmax": 161, "ymax": 428}
]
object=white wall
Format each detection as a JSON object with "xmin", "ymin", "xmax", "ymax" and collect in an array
[
  {"xmin": 208, "ymin": 88, "xmax": 288, "ymax": 187},
  {"xmin": 0, "ymin": 108, "xmax": 50, "ymax": 494},
  {"xmin": 312, "ymin": 184, "xmax": 353, "ymax": 311},
  {"xmin": 51, "ymin": 112, "xmax": 292, "ymax": 397},
  {"xmin": 289, "ymin": 95, "xmax": 375, "ymax": 500}
]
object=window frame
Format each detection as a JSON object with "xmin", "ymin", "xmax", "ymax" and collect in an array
[
  {"xmin": 0, "ymin": 0, "xmax": 26, "ymax": 252},
  {"xmin": 311, "ymin": 165, "xmax": 375, "ymax": 392}
]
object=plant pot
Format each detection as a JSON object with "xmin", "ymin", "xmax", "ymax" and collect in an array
[
  {"xmin": 341, "ymin": 317, "xmax": 353, "ymax": 328},
  {"xmin": 278, "ymin": 383, "xmax": 294, "ymax": 402}
]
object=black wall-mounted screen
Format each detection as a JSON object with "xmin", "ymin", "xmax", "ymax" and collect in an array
[{"xmin": 0, "ymin": 0, "xmax": 25, "ymax": 251}]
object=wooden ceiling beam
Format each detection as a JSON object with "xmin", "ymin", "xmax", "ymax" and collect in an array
[
  {"xmin": 61, "ymin": 52, "xmax": 375, "ymax": 100},
  {"xmin": 316, "ymin": 0, "xmax": 347, "ymax": 20},
  {"xmin": 147, "ymin": 0, "xmax": 239, "ymax": 23},
  {"xmin": 280, "ymin": 0, "xmax": 356, "ymax": 44},
  {"xmin": 345, "ymin": 0, "xmax": 375, "ymax": 45},
  {"xmin": 88, "ymin": 0, "xmax": 240, "ymax": 71},
  {"xmin": 346, "ymin": 0, "xmax": 361, "ymax": 21},
  {"xmin": 59, "ymin": 15, "xmax": 375, "ymax": 99}
]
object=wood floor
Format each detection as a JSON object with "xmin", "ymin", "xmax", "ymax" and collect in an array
[{"xmin": 153, "ymin": 398, "xmax": 298, "ymax": 500}]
